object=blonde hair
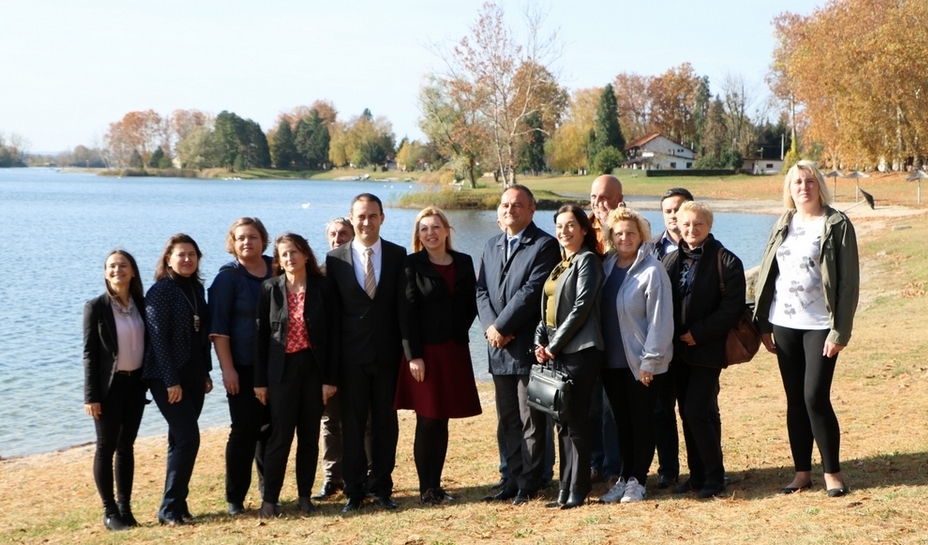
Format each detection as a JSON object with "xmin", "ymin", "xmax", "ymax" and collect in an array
[
  {"xmin": 411, "ymin": 206, "xmax": 454, "ymax": 252},
  {"xmin": 605, "ymin": 207, "xmax": 651, "ymax": 252},
  {"xmin": 224, "ymin": 217, "xmax": 269, "ymax": 256},
  {"xmin": 783, "ymin": 160, "xmax": 833, "ymax": 209},
  {"xmin": 677, "ymin": 201, "xmax": 714, "ymax": 230}
]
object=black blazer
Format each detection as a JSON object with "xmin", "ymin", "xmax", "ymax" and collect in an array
[
  {"xmin": 325, "ymin": 240, "xmax": 407, "ymax": 370},
  {"xmin": 401, "ymin": 249, "xmax": 478, "ymax": 361},
  {"xmin": 255, "ymin": 274, "xmax": 340, "ymax": 387},
  {"xmin": 662, "ymin": 234, "xmax": 745, "ymax": 368},
  {"xmin": 83, "ymin": 293, "xmax": 147, "ymax": 403}
]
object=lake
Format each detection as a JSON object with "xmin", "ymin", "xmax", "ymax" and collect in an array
[{"xmin": 0, "ymin": 168, "xmax": 776, "ymax": 457}]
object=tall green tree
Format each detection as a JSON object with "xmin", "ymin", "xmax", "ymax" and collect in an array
[
  {"xmin": 148, "ymin": 147, "xmax": 165, "ymax": 168},
  {"xmin": 294, "ymin": 109, "xmax": 330, "ymax": 169},
  {"xmin": 241, "ymin": 120, "xmax": 270, "ymax": 169},
  {"xmin": 271, "ymin": 119, "xmax": 296, "ymax": 168},
  {"xmin": 214, "ymin": 111, "xmax": 244, "ymax": 170},
  {"xmin": 518, "ymin": 111, "xmax": 546, "ymax": 174},
  {"xmin": 589, "ymin": 84, "xmax": 625, "ymax": 165}
]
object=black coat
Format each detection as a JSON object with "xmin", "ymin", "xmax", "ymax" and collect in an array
[
  {"xmin": 662, "ymin": 234, "xmax": 745, "ymax": 368},
  {"xmin": 325, "ymin": 240, "xmax": 406, "ymax": 371},
  {"xmin": 401, "ymin": 249, "xmax": 478, "ymax": 361},
  {"xmin": 255, "ymin": 274, "xmax": 340, "ymax": 387},
  {"xmin": 83, "ymin": 293, "xmax": 147, "ymax": 403}
]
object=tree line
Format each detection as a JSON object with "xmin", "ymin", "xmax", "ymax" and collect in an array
[{"xmin": 0, "ymin": 132, "xmax": 28, "ymax": 167}]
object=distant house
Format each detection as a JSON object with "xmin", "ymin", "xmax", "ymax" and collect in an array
[
  {"xmin": 741, "ymin": 157, "xmax": 784, "ymax": 174},
  {"xmin": 623, "ymin": 133, "xmax": 696, "ymax": 170}
]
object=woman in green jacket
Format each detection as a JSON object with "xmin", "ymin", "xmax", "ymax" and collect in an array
[{"xmin": 754, "ymin": 160, "xmax": 859, "ymax": 498}]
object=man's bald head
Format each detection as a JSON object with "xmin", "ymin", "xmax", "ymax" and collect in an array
[{"xmin": 590, "ymin": 175, "xmax": 624, "ymax": 224}]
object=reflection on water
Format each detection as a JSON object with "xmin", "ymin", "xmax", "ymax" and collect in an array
[{"xmin": 0, "ymin": 169, "xmax": 775, "ymax": 457}]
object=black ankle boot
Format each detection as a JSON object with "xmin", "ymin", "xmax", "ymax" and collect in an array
[
  {"xmin": 103, "ymin": 503, "xmax": 128, "ymax": 532},
  {"xmin": 117, "ymin": 502, "xmax": 139, "ymax": 527}
]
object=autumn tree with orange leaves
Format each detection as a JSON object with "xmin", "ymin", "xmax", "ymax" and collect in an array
[{"xmin": 771, "ymin": 0, "xmax": 928, "ymax": 170}]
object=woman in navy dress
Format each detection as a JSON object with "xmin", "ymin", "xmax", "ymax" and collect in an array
[{"xmin": 395, "ymin": 206, "xmax": 481, "ymax": 505}]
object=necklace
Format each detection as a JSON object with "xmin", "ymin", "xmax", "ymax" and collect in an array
[
  {"xmin": 177, "ymin": 285, "xmax": 200, "ymax": 332},
  {"xmin": 112, "ymin": 297, "xmax": 135, "ymax": 317}
]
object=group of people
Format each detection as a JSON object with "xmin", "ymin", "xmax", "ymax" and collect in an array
[{"xmin": 82, "ymin": 160, "xmax": 859, "ymax": 530}]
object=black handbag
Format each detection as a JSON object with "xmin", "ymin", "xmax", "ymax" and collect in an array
[{"xmin": 526, "ymin": 360, "xmax": 572, "ymax": 422}]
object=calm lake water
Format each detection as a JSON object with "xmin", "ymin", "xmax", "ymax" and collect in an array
[{"xmin": 0, "ymin": 168, "xmax": 775, "ymax": 457}]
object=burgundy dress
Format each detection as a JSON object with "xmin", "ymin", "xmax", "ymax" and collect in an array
[{"xmin": 394, "ymin": 261, "xmax": 482, "ymax": 420}]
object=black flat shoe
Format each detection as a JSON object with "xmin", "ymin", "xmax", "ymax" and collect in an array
[
  {"xmin": 560, "ymin": 492, "xmax": 587, "ymax": 509},
  {"xmin": 673, "ymin": 479, "xmax": 702, "ymax": 494},
  {"xmin": 483, "ymin": 488, "xmax": 518, "ymax": 502},
  {"xmin": 490, "ymin": 477, "xmax": 507, "ymax": 490},
  {"xmin": 697, "ymin": 483, "xmax": 726, "ymax": 499},
  {"xmin": 298, "ymin": 497, "xmax": 317, "ymax": 514},
  {"xmin": 342, "ymin": 497, "xmax": 363, "ymax": 513},
  {"xmin": 780, "ymin": 481, "xmax": 814, "ymax": 494},
  {"xmin": 312, "ymin": 481, "xmax": 344, "ymax": 500},
  {"xmin": 434, "ymin": 488, "xmax": 455, "ymax": 502},
  {"xmin": 656, "ymin": 475, "xmax": 678, "ymax": 489},
  {"xmin": 103, "ymin": 512, "xmax": 128, "ymax": 531},
  {"xmin": 827, "ymin": 486, "xmax": 849, "ymax": 497},
  {"xmin": 117, "ymin": 504, "xmax": 138, "ymax": 527},
  {"xmin": 259, "ymin": 501, "xmax": 279, "ymax": 518},
  {"xmin": 512, "ymin": 489, "xmax": 536, "ymax": 505},
  {"xmin": 228, "ymin": 502, "xmax": 246, "ymax": 515},
  {"xmin": 372, "ymin": 495, "xmax": 398, "ymax": 509}
]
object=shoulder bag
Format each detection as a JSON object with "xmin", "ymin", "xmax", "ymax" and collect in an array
[{"xmin": 717, "ymin": 250, "xmax": 761, "ymax": 365}]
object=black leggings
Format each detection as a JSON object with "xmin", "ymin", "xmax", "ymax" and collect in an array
[
  {"xmin": 414, "ymin": 415, "xmax": 449, "ymax": 494},
  {"xmin": 92, "ymin": 373, "xmax": 146, "ymax": 511},
  {"xmin": 773, "ymin": 325, "xmax": 841, "ymax": 474}
]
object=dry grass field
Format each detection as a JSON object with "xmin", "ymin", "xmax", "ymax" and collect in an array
[{"xmin": 2, "ymin": 187, "xmax": 927, "ymax": 545}]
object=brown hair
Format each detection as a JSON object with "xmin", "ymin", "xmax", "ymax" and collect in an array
[
  {"xmin": 104, "ymin": 249, "xmax": 144, "ymax": 302},
  {"xmin": 411, "ymin": 206, "xmax": 454, "ymax": 252},
  {"xmin": 272, "ymin": 232, "xmax": 323, "ymax": 278},
  {"xmin": 224, "ymin": 217, "xmax": 269, "ymax": 256},
  {"xmin": 554, "ymin": 204, "xmax": 602, "ymax": 258},
  {"xmin": 154, "ymin": 233, "xmax": 203, "ymax": 283}
]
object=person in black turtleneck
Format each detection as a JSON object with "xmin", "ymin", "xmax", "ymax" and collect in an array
[{"xmin": 143, "ymin": 234, "xmax": 213, "ymax": 527}]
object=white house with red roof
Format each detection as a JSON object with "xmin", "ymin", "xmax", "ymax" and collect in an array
[{"xmin": 623, "ymin": 133, "xmax": 696, "ymax": 170}]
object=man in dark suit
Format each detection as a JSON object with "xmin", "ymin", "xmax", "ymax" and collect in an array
[
  {"xmin": 476, "ymin": 184, "xmax": 560, "ymax": 505},
  {"xmin": 325, "ymin": 194, "xmax": 407, "ymax": 513}
]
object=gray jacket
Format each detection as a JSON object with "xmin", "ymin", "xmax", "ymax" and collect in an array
[
  {"xmin": 602, "ymin": 245, "xmax": 674, "ymax": 378},
  {"xmin": 534, "ymin": 247, "xmax": 604, "ymax": 355},
  {"xmin": 753, "ymin": 206, "xmax": 859, "ymax": 346}
]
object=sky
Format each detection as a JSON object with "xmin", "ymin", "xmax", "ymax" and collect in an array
[{"xmin": 0, "ymin": 0, "xmax": 820, "ymax": 153}]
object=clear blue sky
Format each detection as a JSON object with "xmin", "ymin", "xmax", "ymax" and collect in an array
[{"xmin": 0, "ymin": 0, "xmax": 819, "ymax": 153}]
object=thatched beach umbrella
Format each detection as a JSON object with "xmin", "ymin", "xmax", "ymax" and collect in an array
[
  {"xmin": 824, "ymin": 170, "xmax": 842, "ymax": 198},
  {"xmin": 841, "ymin": 170, "xmax": 870, "ymax": 202},
  {"xmin": 905, "ymin": 169, "xmax": 927, "ymax": 204}
]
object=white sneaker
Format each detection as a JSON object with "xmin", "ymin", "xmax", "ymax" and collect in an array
[
  {"xmin": 620, "ymin": 477, "xmax": 646, "ymax": 503},
  {"xmin": 599, "ymin": 477, "xmax": 626, "ymax": 503}
]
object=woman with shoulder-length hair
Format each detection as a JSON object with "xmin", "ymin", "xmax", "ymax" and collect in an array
[
  {"xmin": 255, "ymin": 233, "xmax": 339, "ymax": 517},
  {"xmin": 143, "ymin": 233, "xmax": 213, "ymax": 526},
  {"xmin": 597, "ymin": 208, "xmax": 674, "ymax": 505},
  {"xmin": 395, "ymin": 207, "xmax": 482, "ymax": 505},
  {"xmin": 662, "ymin": 201, "xmax": 745, "ymax": 499},
  {"xmin": 207, "ymin": 217, "xmax": 274, "ymax": 515},
  {"xmin": 754, "ymin": 160, "xmax": 859, "ymax": 497},
  {"xmin": 534, "ymin": 204, "xmax": 605, "ymax": 509},
  {"xmin": 83, "ymin": 249, "xmax": 148, "ymax": 531}
]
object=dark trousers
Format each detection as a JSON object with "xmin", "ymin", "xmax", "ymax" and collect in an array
[
  {"xmin": 340, "ymin": 363, "xmax": 399, "ymax": 500},
  {"xmin": 653, "ymin": 366, "xmax": 680, "ymax": 480},
  {"xmin": 602, "ymin": 367, "xmax": 659, "ymax": 484},
  {"xmin": 589, "ymin": 380, "xmax": 622, "ymax": 478},
  {"xmin": 414, "ymin": 415, "xmax": 449, "ymax": 494},
  {"xmin": 319, "ymin": 392, "xmax": 373, "ymax": 485},
  {"xmin": 92, "ymin": 372, "xmax": 147, "ymax": 511},
  {"xmin": 150, "ymin": 366, "xmax": 206, "ymax": 520},
  {"xmin": 225, "ymin": 364, "xmax": 270, "ymax": 503},
  {"xmin": 555, "ymin": 349, "xmax": 601, "ymax": 496},
  {"xmin": 493, "ymin": 374, "xmax": 546, "ymax": 493},
  {"xmin": 773, "ymin": 326, "xmax": 842, "ymax": 473},
  {"xmin": 673, "ymin": 361, "xmax": 724, "ymax": 487},
  {"xmin": 497, "ymin": 413, "xmax": 555, "ymax": 482},
  {"xmin": 263, "ymin": 349, "xmax": 325, "ymax": 502}
]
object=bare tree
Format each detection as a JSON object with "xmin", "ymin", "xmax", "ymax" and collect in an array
[{"xmin": 431, "ymin": 1, "xmax": 564, "ymax": 187}]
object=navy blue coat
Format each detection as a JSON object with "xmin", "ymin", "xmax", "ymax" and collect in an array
[{"xmin": 475, "ymin": 221, "xmax": 560, "ymax": 375}]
